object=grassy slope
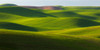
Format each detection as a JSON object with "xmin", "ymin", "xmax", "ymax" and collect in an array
[
  {"xmin": 15, "ymin": 17, "xmax": 100, "ymax": 30},
  {"xmin": 62, "ymin": 6, "xmax": 100, "ymax": 11},
  {"xmin": 0, "ymin": 22, "xmax": 38, "ymax": 31},
  {"xmin": 43, "ymin": 26, "xmax": 100, "ymax": 36},
  {"xmin": 43, "ymin": 7, "xmax": 100, "ymax": 20},
  {"xmin": 77, "ymin": 11, "xmax": 100, "ymax": 21},
  {"xmin": 0, "ymin": 7, "xmax": 57, "ymax": 31},
  {"xmin": 0, "ymin": 6, "xmax": 54, "ymax": 17},
  {"xmin": 46, "ymin": 11, "xmax": 96, "ymax": 20},
  {"xmin": 0, "ymin": 26, "xmax": 100, "ymax": 50},
  {"xmin": 0, "ymin": 12, "xmax": 27, "ymax": 21}
]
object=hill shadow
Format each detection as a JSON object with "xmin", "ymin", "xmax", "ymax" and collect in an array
[
  {"xmin": 0, "ymin": 33, "xmax": 100, "ymax": 50},
  {"xmin": 51, "ymin": 11, "xmax": 97, "ymax": 20},
  {"xmin": 77, "ymin": 19, "xmax": 100, "ymax": 27},
  {"xmin": 0, "ymin": 7, "xmax": 55, "ymax": 17},
  {"xmin": 0, "ymin": 34, "xmax": 72, "ymax": 50},
  {"xmin": 95, "ymin": 13, "xmax": 100, "ymax": 16},
  {"xmin": 0, "ymin": 22, "xmax": 38, "ymax": 31}
]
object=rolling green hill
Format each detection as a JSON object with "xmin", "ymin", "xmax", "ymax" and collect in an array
[
  {"xmin": 0, "ymin": 12, "xmax": 27, "ymax": 21},
  {"xmin": 47, "ymin": 11, "xmax": 96, "ymax": 20},
  {"xmin": 43, "ymin": 26, "xmax": 100, "ymax": 36},
  {"xmin": 0, "ymin": 7, "xmax": 54, "ymax": 17},
  {"xmin": 16, "ymin": 17, "xmax": 100, "ymax": 30},
  {"xmin": 0, "ymin": 26, "xmax": 100, "ymax": 50},
  {"xmin": 77, "ymin": 11, "xmax": 100, "ymax": 21},
  {"xmin": 0, "ymin": 22, "xmax": 38, "ymax": 31},
  {"xmin": 62, "ymin": 6, "xmax": 100, "ymax": 11}
]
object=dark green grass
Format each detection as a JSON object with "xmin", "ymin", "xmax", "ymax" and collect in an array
[
  {"xmin": 77, "ymin": 11, "xmax": 100, "ymax": 21},
  {"xmin": 0, "ymin": 6, "xmax": 54, "ymax": 17},
  {"xmin": 0, "ymin": 29, "xmax": 100, "ymax": 50},
  {"xmin": 0, "ymin": 22, "xmax": 38, "ymax": 31},
  {"xmin": 48, "ymin": 11, "xmax": 96, "ymax": 20}
]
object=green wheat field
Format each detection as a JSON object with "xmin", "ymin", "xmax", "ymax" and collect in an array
[{"xmin": 0, "ymin": 6, "xmax": 100, "ymax": 50}]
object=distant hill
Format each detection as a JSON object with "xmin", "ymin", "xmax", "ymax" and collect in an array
[
  {"xmin": 63, "ymin": 6, "xmax": 100, "ymax": 10},
  {"xmin": 0, "ymin": 3, "xmax": 17, "ymax": 6}
]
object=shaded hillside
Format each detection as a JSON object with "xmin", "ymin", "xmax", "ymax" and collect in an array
[
  {"xmin": 16, "ymin": 17, "xmax": 100, "ymax": 29},
  {"xmin": 76, "ymin": 10, "xmax": 100, "ymax": 20},
  {"xmin": 0, "ymin": 26, "xmax": 100, "ymax": 50},
  {"xmin": 0, "ymin": 22, "xmax": 38, "ymax": 31},
  {"xmin": 49, "ymin": 11, "xmax": 96, "ymax": 19},
  {"xmin": 0, "ymin": 7, "xmax": 54, "ymax": 17}
]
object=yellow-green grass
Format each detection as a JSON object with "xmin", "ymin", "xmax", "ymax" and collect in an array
[
  {"xmin": 0, "ymin": 12, "xmax": 27, "ymax": 21},
  {"xmin": 42, "ymin": 26, "xmax": 100, "ymax": 37},
  {"xmin": 15, "ymin": 17, "xmax": 100, "ymax": 30},
  {"xmin": 63, "ymin": 6, "xmax": 100, "ymax": 10},
  {"xmin": 43, "ymin": 8, "xmax": 100, "ymax": 20},
  {"xmin": 0, "ymin": 26, "xmax": 100, "ymax": 50},
  {"xmin": 46, "ymin": 11, "xmax": 96, "ymax": 20},
  {"xmin": 77, "ymin": 11, "xmax": 100, "ymax": 21}
]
